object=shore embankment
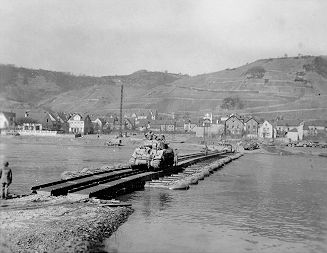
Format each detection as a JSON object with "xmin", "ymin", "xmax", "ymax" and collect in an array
[
  {"xmin": 0, "ymin": 194, "xmax": 133, "ymax": 253},
  {"xmin": 248, "ymin": 144, "xmax": 327, "ymax": 157}
]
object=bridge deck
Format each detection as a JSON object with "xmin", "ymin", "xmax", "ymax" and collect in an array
[
  {"xmin": 32, "ymin": 150, "xmax": 232, "ymax": 198},
  {"xmin": 74, "ymin": 171, "xmax": 157, "ymax": 198}
]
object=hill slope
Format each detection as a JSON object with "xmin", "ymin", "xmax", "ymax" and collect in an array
[{"xmin": 1, "ymin": 56, "xmax": 327, "ymax": 119}]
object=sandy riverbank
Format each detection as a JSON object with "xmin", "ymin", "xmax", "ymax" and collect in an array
[{"xmin": 0, "ymin": 194, "xmax": 133, "ymax": 253}]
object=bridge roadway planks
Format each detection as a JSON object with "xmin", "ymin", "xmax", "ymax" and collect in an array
[
  {"xmin": 71, "ymin": 171, "xmax": 157, "ymax": 198},
  {"xmin": 34, "ymin": 168, "xmax": 134, "ymax": 196},
  {"xmin": 31, "ymin": 167, "xmax": 129, "ymax": 191},
  {"xmin": 32, "ymin": 150, "xmax": 232, "ymax": 198}
]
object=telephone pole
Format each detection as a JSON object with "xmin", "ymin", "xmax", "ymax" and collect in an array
[{"xmin": 119, "ymin": 84, "xmax": 123, "ymax": 137}]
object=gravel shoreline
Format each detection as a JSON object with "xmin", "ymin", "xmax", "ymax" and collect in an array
[{"xmin": 0, "ymin": 194, "xmax": 133, "ymax": 253}]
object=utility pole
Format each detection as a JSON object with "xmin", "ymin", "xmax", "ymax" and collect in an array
[
  {"xmin": 203, "ymin": 123, "xmax": 206, "ymax": 146},
  {"xmin": 119, "ymin": 84, "xmax": 123, "ymax": 137}
]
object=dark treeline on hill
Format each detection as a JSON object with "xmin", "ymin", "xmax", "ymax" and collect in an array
[
  {"xmin": 1, "ymin": 55, "xmax": 327, "ymax": 120},
  {"xmin": 221, "ymin": 96, "xmax": 244, "ymax": 110}
]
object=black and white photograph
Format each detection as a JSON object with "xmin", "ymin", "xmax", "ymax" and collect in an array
[{"xmin": 1, "ymin": 0, "xmax": 327, "ymax": 252}]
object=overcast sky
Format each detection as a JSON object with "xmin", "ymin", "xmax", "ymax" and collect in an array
[{"xmin": 0, "ymin": 0, "xmax": 326, "ymax": 76}]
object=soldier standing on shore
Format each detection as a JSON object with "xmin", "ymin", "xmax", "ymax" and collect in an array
[
  {"xmin": 174, "ymin": 149, "xmax": 179, "ymax": 166},
  {"xmin": 0, "ymin": 161, "xmax": 12, "ymax": 200}
]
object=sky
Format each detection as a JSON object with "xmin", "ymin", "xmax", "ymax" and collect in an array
[{"xmin": 0, "ymin": 0, "xmax": 326, "ymax": 76}]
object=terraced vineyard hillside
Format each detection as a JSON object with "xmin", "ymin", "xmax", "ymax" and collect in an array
[
  {"xmin": 0, "ymin": 56, "xmax": 326, "ymax": 119},
  {"xmin": 121, "ymin": 56, "xmax": 327, "ymax": 119}
]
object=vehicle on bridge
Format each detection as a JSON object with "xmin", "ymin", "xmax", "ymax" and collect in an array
[{"xmin": 129, "ymin": 139, "xmax": 175, "ymax": 171}]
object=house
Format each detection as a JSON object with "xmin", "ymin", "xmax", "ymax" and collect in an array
[
  {"xmin": 184, "ymin": 118, "xmax": 198, "ymax": 132},
  {"xmin": 164, "ymin": 120, "xmax": 175, "ymax": 132},
  {"xmin": 276, "ymin": 119, "xmax": 304, "ymax": 140},
  {"xmin": 136, "ymin": 119, "xmax": 150, "ymax": 131},
  {"xmin": 15, "ymin": 110, "xmax": 46, "ymax": 124},
  {"xmin": 136, "ymin": 110, "xmax": 148, "ymax": 120},
  {"xmin": 124, "ymin": 118, "xmax": 135, "ymax": 130},
  {"xmin": 0, "ymin": 112, "xmax": 16, "ymax": 129},
  {"xmin": 13, "ymin": 110, "xmax": 47, "ymax": 130},
  {"xmin": 175, "ymin": 121, "xmax": 185, "ymax": 132},
  {"xmin": 303, "ymin": 124, "xmax": 310, "ymax": 137},
  {"xmin": 92, "ymin": 118, "xmax": 106, "ymax": 133},
  {"xmin": 148, "ymin": 110, "xmax": 158, "ymax": 120},
  {"xmin": 68, "ymin": 113, "xmax": 84, "ymax": 134},
  {"xmin": 131, "ymin": 112, "xmax": 138, "ymax": 119},
  {"xmin": 258, "ymin": 120, "xmax": 276, "ymax": 139},
  {"xmin": 194, "ymin": 124, "xmax": 224, "ymax": 138},
  {"xmin": 106, "ymin": 117, "xmax": 119, "ymax": 130},
  {"xmin": 67, "ymin": 113, "xmax": 94, "ymax": 134},
  {"xmin": 203, "ymin": 113, "xmax": 213, "ymax": 124},
  {"xmin": 225, "ymin": 115, "xmax": 244, "ymax": 136},
  {"xmin": 55, "ymin": 112, "xmax": 69, "ymax": 133},
  {"xmin": 149, "ymin": 120, "xmax": 163, "ymax": 132},
  {"xmin": 244, "ymin": 117, "xmax": 259, "ymax": 137},
  {"xmin": 286, "ymin": 128, "xmax": 300, "ymax": 142},
  {"xmin": 276, "ymin": 119, "xmax": 302, "ymax": 131},
  {"xmin": 304, "ymin": 120, "xmax": 327, "ymax": 136},
  {"xmin": 42, "ymin": 112, "xmax": 61, "ymax": 131},
  {"xmin": 84, "ymin": 115, "xmax": 94, "ymax": 134},
  {"xmin": 22, "ymin": 123, "xmax": 42, "ymax": 131}
]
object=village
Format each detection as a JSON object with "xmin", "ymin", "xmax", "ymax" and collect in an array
[{"xmin": 1, "ymin": 109, "xmax": 327, "ymax": 146}]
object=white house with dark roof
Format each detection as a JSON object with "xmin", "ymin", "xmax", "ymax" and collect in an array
[
  {"xmin": 68, "ymin": 113, "xmax": 94, "ymax": 134},
  {"xmin": 258, "ymin": 120, "xmax": 276, "ymax": 139},
  {"xmin": 68, "ymin": 113, "xmax": 84, "ymax": 134}
]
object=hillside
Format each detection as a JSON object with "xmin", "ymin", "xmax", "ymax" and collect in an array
[
  {"xmin": 1, "ymin": 56, "xmax": 327, "ymax": 119},
  {"xmin": 0, "ymin": 65, "xmax": 186, "ymax": 113},
  {"xmin": 125, "ymin": 55, "xmax": 327, "ymax": 119}
]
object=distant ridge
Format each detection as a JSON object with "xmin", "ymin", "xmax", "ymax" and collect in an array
[{"xmin": 1, "ymin": 55, "xmax": 327, "ymax": 119}]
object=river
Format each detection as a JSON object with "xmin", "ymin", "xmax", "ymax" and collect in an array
[
  {"xmin": 105, "ymin": 154, "xmax": 327, "ymax": 253},
  {"xmin": 0, "ymin": 136, "xmax": 137, "ymax": 195},
  {"xmin": 1, "ymin": 136, "xmax": 327, "ymax": 252}
]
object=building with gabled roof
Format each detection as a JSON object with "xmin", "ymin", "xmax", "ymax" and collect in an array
[
  {"xmin": 149, "ymin": 120, "xmax": 162, "ymax": 132},
  {"xmin": 136, "ymin": 118, "xmax": 150, "ymax": 131},
  {"xmin": 286, "ymin": 128, "xmax": 299, "ymax": 142},
  {"xmin": 67, "ymin": 113, "xmax": 93, "ymax": 135},
  {"xmin": 245, "ymin": 117, "xmax": 259, "ymax": 136},
  {"xmin": 92, "ymin": 117, "xmax": 107, "ymax": 133},
  {"xmin": 225, "ymin": 114, "xmax": 244, "ymax": 136},
  {"xmin": 276, "ymin": 119, "xmax": 303, "ymax": 131},
  {"xmin": 42, "ymin": 112, "xmax": 62, "ymax": 131},
  {"xmin": 67, "ymin": 113, "xmax": 84, "ymax": 134},
  {"xmin": 276, "ymin": 119, "xmax": 304, "ymax": 140},
  {"xmin": 258, "ymin": 120, "xmax": 276, "ymax": 139}
]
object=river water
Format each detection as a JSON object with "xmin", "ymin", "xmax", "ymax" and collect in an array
[
  {"xmin": 0, "ymin": 136, "xmax": 137, "ymax": 195},
  {"xmin": 1, "ymin": 137, "xmax": 327, "ymax": 252},
  {"xmin": 105, "ymin": 154, "xmax": 327, "ymax": 253}
]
